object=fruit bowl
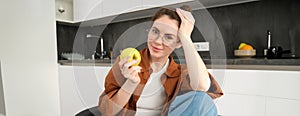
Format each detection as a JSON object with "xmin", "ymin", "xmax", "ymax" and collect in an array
[{"xmin": 234, "ymin": 49, "xmax": 256, "ymax": 57}]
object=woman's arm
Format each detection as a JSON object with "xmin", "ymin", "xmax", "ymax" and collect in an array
[
  {"xmin": 99, "ymin": 57, "xmax": 141, "ymax": 115},
  {"xmin": 176, "ymin": 8, "xmax": 211, "ymax": 91},
  {"xmin": 110, "ymin": 79, "xmax": 139, "ymax": 115}
]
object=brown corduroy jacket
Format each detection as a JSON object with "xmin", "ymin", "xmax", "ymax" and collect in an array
[{"xmin": 98, "ymin": 48, "xmax": 223, "ymax": 116}]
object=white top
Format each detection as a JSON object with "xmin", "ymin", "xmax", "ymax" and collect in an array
[{"xmin": 135, "ymin": 59, "xmax": 169, "ymax": 116}]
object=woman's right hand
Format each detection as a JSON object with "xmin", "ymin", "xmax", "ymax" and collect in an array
[{"xmin": 119, "ymin": 56, "xmax": 142, "ymax": 83}]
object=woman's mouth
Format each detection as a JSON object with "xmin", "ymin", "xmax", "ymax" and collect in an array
[{"xmin": 152, "ymin": 45, "xmax": 162, "ymax": 52}]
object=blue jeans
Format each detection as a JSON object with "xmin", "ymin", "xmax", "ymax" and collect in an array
[
  {"xmin": 77, "ymin": 91, "xmax": 217, "ymax": 116},
  {"xmin": 168, "ymin": 91, "xmax": 218, "ymax": 116}
]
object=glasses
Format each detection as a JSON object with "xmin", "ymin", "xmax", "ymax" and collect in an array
[{"xmin": 147, "ymin": 27, "xmax": 179, "ymax": 47}]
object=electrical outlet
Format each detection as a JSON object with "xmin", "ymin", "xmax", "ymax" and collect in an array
[{"xmin": 193, "ymin": 42, "xmax": 209, "ymax": 51}]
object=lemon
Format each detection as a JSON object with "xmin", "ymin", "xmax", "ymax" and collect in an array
[
  {"xmin": 120, "ymin": 48, "xmax": 141, "ymax": 66},
  {"xmin": 238, "ymin": 43, "xmax": 247, "ymax": 50}
]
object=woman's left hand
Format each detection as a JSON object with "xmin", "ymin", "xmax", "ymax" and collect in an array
[{"xmin": 176, "ymin": 8, "xmax": 195, "ymax": 40}]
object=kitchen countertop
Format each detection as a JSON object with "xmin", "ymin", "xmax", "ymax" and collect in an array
[
  {"xmin": 202, "ymin": 58, "xmax": 300, "ymax": 65},
  {"xmin": 59, "ymin": 59, "xmax": 113, "ymax": 67},
  {"xmin": 58, "ymin": 58, "xmax": 300, "ymax": 71}
]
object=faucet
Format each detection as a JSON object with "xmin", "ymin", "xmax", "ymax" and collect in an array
[{"xmin": 86, "ymin": 34, "xmax": 100, "ymax": 38}]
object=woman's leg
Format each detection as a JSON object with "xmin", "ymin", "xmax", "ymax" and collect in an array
[{"xmin": 168, "ymin": 91, "xmax": 218, "ymax": 116}]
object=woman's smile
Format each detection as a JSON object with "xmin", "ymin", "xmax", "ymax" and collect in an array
[{"xmin": 151, "ymin": 45, "xmax": 163, "ymax": 52}]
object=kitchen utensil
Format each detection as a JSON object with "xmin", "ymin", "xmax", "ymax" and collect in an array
[{"xmin": 267, "ymin": 46, "xmax": 291, "ymax": 59}]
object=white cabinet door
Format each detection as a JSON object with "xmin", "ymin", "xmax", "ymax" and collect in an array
[
  {"xmin": 222, "ymin": 70, "xmax": 268, "ymax": 96},
  {"xmin": 265, "ymin": 71, "xmax": 300, "ymax": 100},
  {"xmin": 73, "ymin": 0, "xmax": 103, "ymax": 21},
  {"xmin": 143, "ymin": 0, "xmax": 193, "ymax": 9},
  {"xmin": 102, "ymin": 0, "xmax": 143, "ymax": 18},
  {"xmin": 59, "ymin": 65, "xmax": 86, "ymax": 116},
  {"xmin": 216, "ymin": 93, "xmax": 266, "ymax": 116},
  {"xmin": 215, "ymin": 69, "xmax": 300, "ymax": 116},
  {"xmin": 59, "ymin": 65, "xmax": 111, "ymax": 116},
  {"xmin": 266, "ymin": 98, "xmax": 300, "ymax": 116},
  {"xmin": 74, "ymin": 0, "xmax": 194, "ymax": 22}
]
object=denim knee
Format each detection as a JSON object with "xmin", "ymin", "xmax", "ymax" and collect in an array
[{"xmin": 168, "ymin": 91, "xmax": 217, "ymax": 116}]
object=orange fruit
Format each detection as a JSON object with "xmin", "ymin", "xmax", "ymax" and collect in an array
[{"xmin": 240, "ymin": 45, "xmax": 254, "ymax": 50}]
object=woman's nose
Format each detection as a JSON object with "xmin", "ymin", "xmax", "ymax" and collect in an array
[{"xmin": 154, "ymin": 35, "xmax": 164, "ymax": 44}]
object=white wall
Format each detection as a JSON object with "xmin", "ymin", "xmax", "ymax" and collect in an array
[{"xmin": 0, "ymin": 0, "xmax": 60, "ymax": 115}]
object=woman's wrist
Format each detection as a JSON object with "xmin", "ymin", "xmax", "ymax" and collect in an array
[
  {"xmin": 179, "ymin": 35, "xmax": 192, "ymax": 45},
  {"xmin": 121, "ymin": 78, "xmax": 140, "ymax": 94},
  {"xmin": 129, "ymin": 76, "xmax": 140, "ymax": 83}
]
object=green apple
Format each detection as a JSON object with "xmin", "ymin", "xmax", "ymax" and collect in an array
[{"xmin": 120, "ymin": 48, "xmax": 141, "ymax": 66}]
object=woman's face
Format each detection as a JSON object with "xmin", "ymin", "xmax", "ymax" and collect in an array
[{"xmin": 147, "ymin": 15, "xmax": 181, "ymax": 61}]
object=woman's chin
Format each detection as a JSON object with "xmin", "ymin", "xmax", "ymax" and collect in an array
[{"xmin": 150, "ymin": 50, "xmax": 164, "ymax": 59}]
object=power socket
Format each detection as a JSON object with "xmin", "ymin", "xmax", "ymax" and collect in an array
[{"xmin": 193, "ymin": 42, "xmax": 209, "ymax": 51}]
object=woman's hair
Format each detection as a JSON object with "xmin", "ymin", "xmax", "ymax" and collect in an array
[{"xmin": 151, "ymin": 5, "xmax": 192, "ymax": 27}]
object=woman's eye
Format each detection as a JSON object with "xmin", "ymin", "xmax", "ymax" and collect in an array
[
  {"xmin": 152, "ymin": 29, "xmax": 159, "ymax": 34},
  {"xmin": 165, "ymin": 35, "xmax": 175, "ymax": 40}
]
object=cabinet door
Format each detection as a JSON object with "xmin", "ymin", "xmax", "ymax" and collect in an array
[
  {"xmin": 59, "ymin": 65, "xmax": 111, "ymax": 115},
  {"xmin": 216, "ymin": 93, "xmax": 266, "ymax": 116},
  {"xmin": 102, "ymin": 0, "xmax": 143, "ymax": 18},
  {"xmin": 265, "ymin": 71, "xmax": 300, "ymax": 100},
  {"xmin": 266, "ymin": 98, "xmax": 300, "ymax": 116},
  {"xmin": 143, "ymin": 0, "xmax": 193, "ymax": 9},
  {"xmin": 59, "ymin": 66, "xmax": 86, "ymax": 116},
  {"xmin": 73, "ymin": 0, "xmax": 103, "ymax": 21},
  {"xmin": 222, "ymin": 70, "xmax": 268, "ymax": 96}
]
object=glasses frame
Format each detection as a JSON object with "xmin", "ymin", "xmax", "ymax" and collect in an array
[{"xmin": 146, "ymin": 27, "xmax": 180, "ymax": 47}]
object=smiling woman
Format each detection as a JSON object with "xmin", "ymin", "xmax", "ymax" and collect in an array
[{"xmin": 95, "ymin": 5, "xmax": 223, "ymax": 116}]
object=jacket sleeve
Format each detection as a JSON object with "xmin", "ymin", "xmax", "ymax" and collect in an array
[
  {"xmin": 98, "ymin": 57, "xmax": 127, "ymax": 115},
  {"xmin": 206, "ymin": 73, "xmax": 224, "ymax": 99},
  {"xmin": 179, "ymin": 68, "xmax": 224, "ymax": 99}
]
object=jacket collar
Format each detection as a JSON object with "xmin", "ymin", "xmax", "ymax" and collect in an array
[{"xmin": 139, "ymin": 48, "xmax": 181, "ymax": 77}]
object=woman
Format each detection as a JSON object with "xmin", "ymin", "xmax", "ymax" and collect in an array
[{"xmin": 98, "ymin": 6, "xmax": 223, "ymax": 116}]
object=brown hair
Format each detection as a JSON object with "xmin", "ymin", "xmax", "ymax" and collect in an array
[{"xmin": 151, "ymin": 5, "xmax": 192, "ymax": 27}]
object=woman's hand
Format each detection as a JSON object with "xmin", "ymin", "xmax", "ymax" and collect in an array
[
  {"xmin": 119, "ymin": 56, "xmax": 141, "ymax": 83},
  {"xmin": 176, "ymin": 8, "xmax": 195, "ymax": 40}
]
